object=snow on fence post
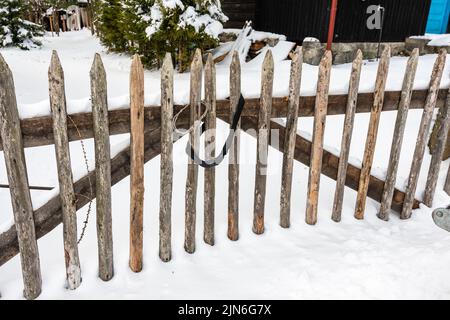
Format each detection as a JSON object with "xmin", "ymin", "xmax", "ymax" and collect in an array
[
  {"xmin": 253, "ymin": 50, "xmax": 274, "ymax": 235},
  {"xmin": 228, "ymin": 51, "xmax": 241, "ymax": 241},
  {"xmin": 401, "ymin": 50, "xmax": 447, "ymax": 219},
  {"xmin": 280, "ymin": 47, "xmax": 303, "ymax": 228},
  {"xmin": 331, "ymin": 50, "xmax": 363, "ymax": 223},
  {"xmin": 354, "ymin": 46, "xmax": 391, "ymax": 220},
  {"xmin": 160, "ymin": 53, "xmax": 174, "ymax": 262},
  {"xmin": 204, "ymin": 53, "xmax": 217, "ymax": 246},
  {"xmin": 378, "ymin": 49, "xmax": 419, "ymax": 221},
  {"xmin": 129, "ymin": 54, "xmax": 145, "ymax": 272},
  {"xmin": 48, "ymin": 51, "xmax": 82, "ymax": 289},
  {"xmin": 91, "ymin": 53, "xmax": 114, "ymax": 281},
  {"xmin": 424, "ymin": 83, "xmax": 450, "ymax": 206},
  {"xmin": 305, "ymin": 51, "xmax": 332, "ymax": 226},
  {"xmin": 185, "ymin": 49, "xmax": 203, "ymax": 254},
  {"xmin": 0, "ymin": 54, "xmax": 42, "ymax": 300}
]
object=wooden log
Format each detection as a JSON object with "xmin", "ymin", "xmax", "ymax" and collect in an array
[
  {"xmin": 1, "ymin": 89, "xmax": 448, "ymax": 152},
  {"xmin": 48, "ymin": 51, "xmax": 81, "ymax": 290},
  {"xmin": 305, "ymin": 51, "xmax": 332, "ymax": 226},
  {"xmin": 253, "ymin": 50, "xmax": 274, "ymax": 234},
  {"xmin": 185, "ymin": 49, "xmax": 203, "ymax": 254},
  {"xmin": 423, "ymin": 85, "xmax": 450, "ymax": 207},
  {"xmin": 355, "ymin": 46, "xmax": 391, "ymax": 220},
  {"xmin": 378, "ymin": 49, "xmax": 419, "ymax": 221},
  {"xmin": 204, "ymin": 54, "xmax": 216, "ymax": 246},
  {"xmin": 0, "ymin": 54, "xmax": 42, "ymax": 300},
  {"xmin": 91, "ymin": 54, "xmax": 114, "ymax": 281},
  {"xmin": 0, "ymin": 124, "xmax": 190, "ymax": 268},
  {"xmin": 129, "ymin": 55, "xmax": 145, "ymax": 272},
  {"xmin": 230, "ymin": 117, "xmax": 421, "ymax": 213},
  {"xmin": 228, "ymin": 51, "xmax": 241, "ymax": 241},
  {"xmin": 401, "ymin": 50, "xmax": 447, "ymax": 219},
  {"xmin": 159, "ymin": 53, "xmax": 173, "ymax": 262},
  {"xmin": 331, "ymin": 50, "xmax": 363, "ymax": 222},
  {"xmin": 280, "ymin": 47, "xmax": 303, "ymax": 228}
]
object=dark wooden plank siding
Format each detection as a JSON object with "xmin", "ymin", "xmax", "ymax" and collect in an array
[
  {"xmin": 222, "ymin": 0, "xmax": 256, "ymax": 28},
  {"xmin": 223, "ymin": 0, "xmax": 431, "ymax": 43}
]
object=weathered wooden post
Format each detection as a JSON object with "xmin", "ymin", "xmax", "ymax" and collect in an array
[
  {"xmin": 91, "ymin": 53, "xmax": 114, "ymax": 280},
  {"xmin": 49, "ymin": 51, "xmax": 82, "ymax": 289},
  {"xmin": 424, "ymin": 72, "xmax": 450, "ymax": 207},
  {"xmin": 228, "ymin": 51, "xmax": 241, "ymax": 240},
  {"xmin": 331, "ymin": 50, "xmax": 363, "ymax": 222},
  {"xmin": 401, "ymin": 50, "xmax": 447, "ymax": 219},
  {"xmin": 280, "ymin": 47, "xmax": 303, "ymax": 228},
  {"xmin": 204, "ymin": 53, "xmax": 217, "ymax": 246},
  {"xmin": 185, "ymin": 49, "xmax": 202, "ymax": 253},
  {"xmin": 253, "ymin": 50, "xmax": 274, "ymax": 234},
  {"xmin": 129, "ymin": 54, "xmax": 145, "ymax": 271},
  {"xmin": 160, "ymin": 53, "xmax": 173, "ymax": 262},
  {"xmin": 378, "ymin": 49, "xmax": 419, "ymax": 221},
  {"xmin": 305, "ymin": 51, "xmax": 332, "ymax": 225},
  {"xmin": 0, "ymin": 54, "xmax": 42, "ymax": 299},
  {"xmin": 355, "ymin": 46, "xmax": 390, "ymax": 220}
]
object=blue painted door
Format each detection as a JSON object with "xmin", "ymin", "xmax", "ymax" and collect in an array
[{"xmin": 427, "ymin": 0, "xmax": 450, "ymax": 33}]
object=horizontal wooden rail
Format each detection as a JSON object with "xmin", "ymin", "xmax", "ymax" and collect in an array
[
  {"xmin": 0, "ymin": 124, "xmax": 188, "ymax": 267},
  {"xmin": 0, "ymin": 89, "xmax": 447, "ymax": 151},
  {"xmin": 232, "ymin": 116, "xmax": 421, "ymax": 214}
]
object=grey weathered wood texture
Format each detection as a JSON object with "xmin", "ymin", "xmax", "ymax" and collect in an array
[
  {"xmin": 423, "ymin": 85, "xmax": 450, "ymax": 207},
  {"xmin": 185, "ymin": 49, "xmax": 202, "ymax": 254},
  {"xmin": 129, "ymin": 54, "xmax": 145, "ymax": 272},
  {"xmin": 48, "ymin": 51, "xmax": 82, "ymax": 289},
  {"xmin": 253, "ymin": 50, "xmax": 274, "ymax": 235},
  {"xmin": 0, "ymin": 124, "xmax": 191, "ymax": 267},
  {"xmin": 378, "ymin": 49, "xmax": 419, "ymax": 221},
  {"xmin": 0, "ymin": 54, "xmax": 42, "ymax": 300},
  {"xmin": 444, "ymin": 159, "xmax": 450, "ymax": 195},
  {"xmin": 1, "ymin": 89, "xmax": 447, "ymax": 152},
  {"xmin": 331, "ymin": 50, "xmax": 363, "ymax": 223},
  {"xmin": 355, "ymin": 46, "xmax": 391, "ymax": 220},
  {"xmin": 91, "ymin": 54, "xmax": 114, "ymax": 281},
  {"xmin": 228, "ymin": 51, "xmax": 241, "ymax": 241},
  {"xmin": 159, "ymin": 53, "xmax": 173, "ymax": 262},
  {"xmin": 280, "ymin": 47, "xmax": 303, "ymax": 228},
  {"xmin": 204, "ymin": 54, "xmax": 216, "ymax": 246},
  {"xmin": 305, "ymin": 51, "xmax": 332, "ymax": 225},
  {"xmin": 401, "ymin": 50, "xmax": 447, "ymax": 219}
]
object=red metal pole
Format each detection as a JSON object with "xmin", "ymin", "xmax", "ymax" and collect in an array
[{"xmin": 327, "ymin": 0, "xmax": 338, "ymax": 51}]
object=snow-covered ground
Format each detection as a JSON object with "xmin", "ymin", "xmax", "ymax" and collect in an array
[{"xmin": 1, "ymin": 30, "xmax": 450, "ymax": 299}]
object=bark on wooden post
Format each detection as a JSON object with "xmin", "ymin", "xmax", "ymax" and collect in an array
[
  {"xmin": 401, "ymin": 50, "xmax": 447, "ymax": 219},
  {"xmin": 91, "ymin": 53, "xmax": 114, "ymax": 280},
  {"xmin": 185, "ymin": 49, "xmax": 202, "ymax": 253},
  {"xmin": 378, "ymin": 49, "xmax": 419, "ymax": 221},
  {"xmin": 228, "ymin": 51, "xmax": 241, "ymax": 240},
  {"xmin": 129, "ymin": 54, "xmax": 145, "ymax": 271},
  {"xmin": 0, "ymin": 54, "xmax": 42, "ymax": 300},
  {"xmin": 204, "ymin": 54, "xmax": 216, "ymax": 246},
  {"xmin": 423, "ymin": 87, "xmax": 450, "ymax": 207},
  {"xmin": 160, "ymin": 53, "xmax": 173, "ymax": 262},
  {"xmin": 305, "ymin": 51, "xmax": 332, "ymax": 225},
  {"xmin": 280, "ymin": 47, "xmax": 303, "ymax": 228},
  {"xmin": 253, "ymin": 50, "xmax": 274, "ymax": 235},
  {"xmin": 354, "ymin": 46, "xmax": 391, "ymax": 220},
  {"xmin": 49, "ymin": 51, "xmax": 82, "ymax": 289},
  {"xmin": 331, "ymin": 50, "xmax": 363, "ymax": 222}
]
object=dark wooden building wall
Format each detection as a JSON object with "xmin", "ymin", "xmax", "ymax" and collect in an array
[
  {"xmin": 222, "ymin": 0, "xmax": 432, "ymax": 43},
  {"xmin": 221, "ymin": 0, "xmax": 256, "ymax": 28}
]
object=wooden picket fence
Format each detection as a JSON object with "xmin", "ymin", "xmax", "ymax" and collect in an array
[{"xmin": 1, "ymin": 45, "xmax": 450, "ymax": 299}]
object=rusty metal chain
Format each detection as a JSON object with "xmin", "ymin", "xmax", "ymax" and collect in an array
[{"xmin": 67, "ymin": 115, "xmax": 94, "ymax": 244}]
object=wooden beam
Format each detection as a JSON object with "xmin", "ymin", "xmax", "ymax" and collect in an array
[
  {"xmin": 1, "ymin": 89, "xmax": 447, "ymax": 151},
  {"xmin": 0, "ymin": 124, "xmax": 188, "ymax": 267}
]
